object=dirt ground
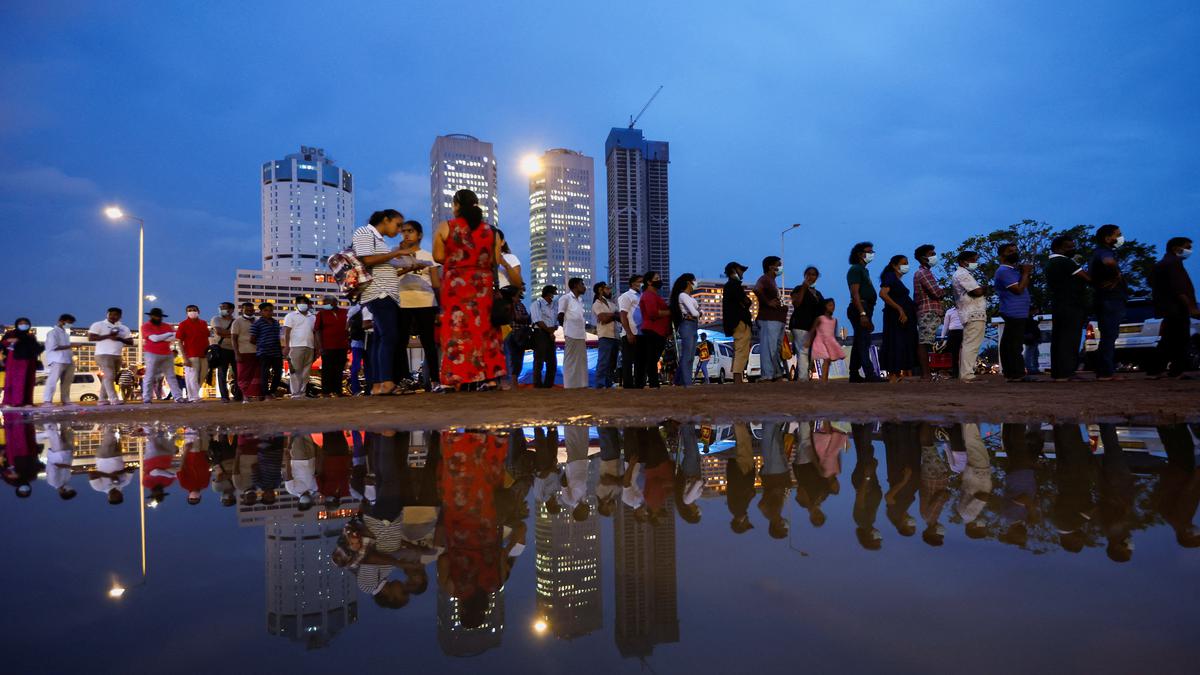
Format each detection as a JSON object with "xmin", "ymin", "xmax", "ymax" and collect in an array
[{"xmin": 26, "ymin": 374, "xmax": 1200, "ymax": 432}]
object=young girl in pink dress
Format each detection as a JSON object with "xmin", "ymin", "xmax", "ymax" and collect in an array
[{"xmin": 807, "ymin": 299, "xmax": 847, "ymax": 382}]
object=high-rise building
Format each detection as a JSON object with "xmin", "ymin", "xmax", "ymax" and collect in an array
[
  {"xmin": 430, "ymin": 134, "xmax": 500, "ymax": 228},
  {"xmin": 605, "ymin": 128, "xmax": 669, "ymax": 292},
  {"xmin": 261, "ymin": 146, "xmax": 354, "ymax": 273},
  {"xmin": 534, "ymin": 497, "xmax": 602, "ymax": 640},
  {"xmin": 528, "ymin": 149, "xmax": 596, "ymax": 292},
  {"xmin": 614, "ymin": 494, "xmax": 679, "ymax": 657}
]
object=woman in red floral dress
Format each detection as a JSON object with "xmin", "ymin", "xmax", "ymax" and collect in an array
[{"xmin": 433, "ymin": 190, "xmax": 514, "ymax": 390}]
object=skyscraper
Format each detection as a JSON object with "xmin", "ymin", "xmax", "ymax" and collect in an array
[
  {"xmin": 261, "ymin": 146, "xmax": 354, "ymax": 273},
  {"xmin": 430, "ymin": 134, "xmax": 500, "ymax": 228},
  {"xmin": 534, "ymin": 497, "xmax": 602, "ymax": 640},
  {"xmin": 528, "ymin": 148, "xmax": 596, "ymax": 292},
  {"xmin": 605, "ymin": 128, "xmax": 670, "ymax": 292}
]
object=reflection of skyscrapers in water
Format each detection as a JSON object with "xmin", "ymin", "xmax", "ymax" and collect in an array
[
  {"xmin": 614, "ymin": 500, "xmax": 679, "ymax": 657},
  {"xmin": 437, "ymin": 590, "xmax": 506, "ymax": 657},
  {"xmin": 535, "ymin": 499, "xmax": 602, "ymax": 639},
  {"xmin": 239, "ymin": 496, "xmax": 358, "ymax": 649}
]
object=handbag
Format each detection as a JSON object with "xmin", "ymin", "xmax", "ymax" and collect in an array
[
  {"xmin": 780, "ymin": 331, "xmax": 794, "ymax": 361},
  {"xmin": 489, "ymin": 230, "xmax": 514, "ymax": 328}
]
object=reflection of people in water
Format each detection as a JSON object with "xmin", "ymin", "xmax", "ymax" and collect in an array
[
  {"xmin": 253, "ymin": 435, "xmax": 285, "ymax": 506},
  {"xmin": 1155, "ymin": 424, "xmax": 1200, "ymax": 548},
  {"xmin": 1096, "ymin": 424, "xmax": 1135, "ymax": 562},
  {"xmin": 141, "ymin": 428, "xmax": 177, "ymax": 506},
  {"xmin": 532, "ymin": 426, "xmax": 560, "ymax": 515},
  {"xmin": 177, "ymin": 430, "xmax": 210, "ymax": 506},
  {"xmin": 2, "ymin": 412, "xmax": 41, "ymax": 498},
  {"xmin": 208, "ymin": 431, "xmax": 238, "ymax": 507},
  {"xmin": 956, "ymin": 423, "xmax": 992, "ymax": 539},
  {"xmin": 284, "ymin": 433, "xmax": 319, "ymax": 510},
  {"xmin": 851, "ymin": 423, "xmax": 883, "ymax": 550},
  {"xmin": 792, "ymin": 421, "xmax": 837, "ymax": 528},
  {"xmin": 918, "ymin": 423, "xmax": 951, "ymax": 547},
  {"xmin": 675, "ymin": 424, "xmax": 703, "ymax": 524},
  {"xmin": 726, "ymin": 423, "xmax": 756, "ymax": 534},
  {"xmin": 1050, "ymin": 424, "xmax": 1096, "ymax": 553},
  {"xmin": 596, "ymin": 426, "xmax": 624, "ymax": 518},
  {"xmin": 882, "ymin": 422, "xmax": 920, "ymax": 537},
  {"xmin": 758, "ymin": 422, "xmax": 790, "ymax": 539},
  {"xmin": 638, "ymin": 427, "xmax": 675, "ymax": 524},
  {"xmin": 39, "ymin": 422, "xmax": 77, "ymax": 500},
  {"xmin": 560, "ymin": 426, "xmax": 592, "ymax": 522},
  {"xmin": 999, "ymin": 423, "xmax": 1040, "ymax": 548},
  {"xmin": 89, "ymin": 427, "xmax": 134, "ymax": 505},
  {"xmin": 317, "ymin": 430, "xmax": 352, "ymax": 509}
]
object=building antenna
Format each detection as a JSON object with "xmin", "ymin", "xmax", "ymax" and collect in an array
[{"xmin": 628, "ymin": 85, "xmax": 664, "ymax": 129}]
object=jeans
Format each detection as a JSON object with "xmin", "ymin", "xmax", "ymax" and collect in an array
[
  {"xmin": 396, "ymin": 306, "xmax": 439, "ymax": 386},
  {"xmin": 641, "ymin": 330, "xmax": 666, "ymax": 388},
  {"xmin": 184, "ymin": 356, "xmax": 209, "ymax": 401},
  {"xmin": 287, "ymin": 346, "xmax": 314, "ymax": 398},
  {"xmin": 758, "ymin": 320, "xmax": 785, "ymax": 380},
  {"xmin": 790, "ymin": 329, "xmax": 811, "ymax": 381},
  {"xmin": 697, "ymin": 360, "xmax": 710, "ymax": 384},
  {"xmin": 532, "ymin": 330, "xmax": 557, "ymax": 388},
  {"xmin": 622, "ymin": 335, "xmax": 644, "ymax": 388},
  {"xmin": 216, "ymin": 348, "xmax": 238, "ymax": 400},
  {"xmin": 675, "ymin": 320, "xmax": 698, "ymax": 386},
  {"xmin": 1095, "ymin": 296, "xmax": 1126, "ymax": 378},
  {"xmin": 1050, "ymin": 308, "xmax": 1086, "ymax": 379},
  {"xmin": 959, "ymin": 320, "xmax": 986, "ymax": 380},
  {"xmin": 349, "ymin": 343, "xmax": 364, "ymax": 394},
  {"xmin": 43, "ymin": 362, "xmax": 75, "ymax": 404},
  {"xmin": 322, "ymin": 348, "xmax": 347, "ymax": 395},
  {"xmin": 260, "ymin": 354, "xmax": 284, "ymax": 397},
  {"xmin": 96, "ymin": 354, "xmax": 122, "ymax": 403},
  {"xmin": 505, "ymin": 333, "xmax": 526, "ymax": 384},
  {"xmin": 847, "ymin": 307, "xmax": 879, "ymax": 381},
  {"xmin": 236, "ymin": 352, "xmax": 260, "ymax": 399},
  {"xmin": 365, "ymin": 297, "xmax": 400, "ymax": 384},
  {"xmin": 144, "ymin": 353, "xmax": 181, "ymax": 402},
  {"xmin": 1024, "ymin": 343, "xmax": 1040, "ymax": 373},
  {"xmin": 999, "ymin": 315, "xmax": 1027, "ymax": 379},
  {"xmin": 596, "ymin": 337, "xmax": 619, "ymax": 388},
  {"xmin": 564, "ymin": 337, "xmax": 588, "ymax": 388}
]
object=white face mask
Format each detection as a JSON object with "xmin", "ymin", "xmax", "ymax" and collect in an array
[
  {"xmin": 925, "ymin": 255, "xmax": 938, "ymax": 266},
  {"xmin": 64, "ymin": 322, "xmax": 74, "ymax": 329},
  {"xmin": 862, "ymin": 252, "xmax": 875, "ymax": 264},
  {"xmin": 219, "ymin": 309, "xmax": 231, "ymax": 317},
  {"xmin": 1112, "ymin": 235, "xmax": 1125, "ymax": 248},
  {"xmin": 898, "ymin": 264, "xmax": 910, "ymax": 274},
  {"xmin": 966, "ymin": 262, "xmax": 979, "ymax": 271},
  {"xmin": 297, "ymin": 304, "xmax": 309, "ymax": 313},
  {"xmin": 1180, "ymin": 248, "xmax": 1193, "ymax": 259},
  {"xmin": 187, "ymin": 311, "xmax": 200, "ymax": 319}
]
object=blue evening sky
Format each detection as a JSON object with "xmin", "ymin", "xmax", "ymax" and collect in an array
[{"xmin": 1, "ymin": 0, "xmax": 1197, "ymax": 324}]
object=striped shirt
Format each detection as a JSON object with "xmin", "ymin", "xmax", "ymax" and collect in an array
[
  {"xmin": 352, "ymin": 225, "xmax": 400, "ymax": 304},
  {"xmin": 250, "ymin": 317, "xmax": 282, "ymax": 357},
  {"xmin": 355, "ymin": 515, "xmax": 406, "ymax": 595}
]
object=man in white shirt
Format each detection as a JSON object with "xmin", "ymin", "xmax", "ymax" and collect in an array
[
  {"xmin": 559, "ymin": 278, "xmax": 588, "ymax": 389},
  {"xmin": 282, "ymin": 296, "xmax": 317, "ymax": 399},
  {"xmin": 617, "ymin": 275, "xmax": 644, "ymax": 388},
  {"xmin": 952, "ymin": 251, "xmax": 989, "ymax": 381},
  {"xmin": 43, "ymin": 313, "xmax": 76, "ymax": 405},
  {"xmin": 87, "ymin": 307, "xmax": 134, "ymax": 405},
  {"xmin": 530, "ymin": 285, "xmax": 559, "ymax": 388}
]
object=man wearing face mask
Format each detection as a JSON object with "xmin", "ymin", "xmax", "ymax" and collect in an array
[
  {"xmin": 1045, "ymin": 235, "xmax": 1092, "ymax": 381},
  {"xmin": 141, "ymin": 307, "xmax": 183, "ymax": 404},
  {"xmin": 618, "ymin": 274, "xmax": 645, "ymax": 388},
  {"xmin": 994, "ymin": 243, "xmax": 1036, "ymax": 382},
  {"xmin": 1088, "ymin": 224, "xmax": 1128, "ymax": 380},
  {"xmin": 42, "ymin": 313, "xmax": 77, "ymax": 406},
  {"xmin": 230, "ymin": 302, "xmax": 260, "ymax": 401},
  {"xmin": 754, "ymin": 256, "xmax": 788, "ymax": 382},
  {"xmin": 282, "ymin": 295, "xmax": 317, "ymax": 399},
  {"xmin": 210, "ymin": 302, "xmax": 239, "ymax": 402},
  {"xmin": 846, "ymin": 242, "xmax": 884, "ymax": 383},
  {"xmin": 313, "ymin": 295, "xmax": 349, "ymax": 396},
  {"xmin": 952, "ymin": 251, "xmax": 988, "ymax": 381},
  {"xmin": 176, "ymin": 304, "xmax": 211, "ymax": 402},
  {"xmin": 1149, "ymin": 237, "xmax": 1199, "ymax": 379},
  {"xmin": 722, "ymin": 262, "xmax": 753, "ymax": 384},
  {"xmin": 912, "ymin": 245, "xmax": 945, "ymax": 382}
]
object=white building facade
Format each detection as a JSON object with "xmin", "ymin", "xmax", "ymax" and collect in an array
[
  {"xmin": 261, "ymin": 146, "xmax": 354, "ymax": 274},
  {"xmin": 528, "ymin": 149, "xmax": 596, "ymax": 293},
  {"xmin": 430, "ymin": 134, "xmax": 499, "ymax": 228}
]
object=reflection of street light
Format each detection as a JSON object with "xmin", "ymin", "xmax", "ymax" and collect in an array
[
  {"xmin": 532, "ymin": 618, "xmax": 548, "ymax": 635},
  {"xmin": 108, "ymin": 584, "xmax": 126, "ymax": 599},
  {"xmin": 520, "ymin": 154, "xmax": 543, "ymax": 176},
  {"xmin": 780, "ymin": 223, "xmax": 802, "ymax": 289},
  {"xmin": 103, "ymin": 205, "xmax": 147, "ymax": 365}
]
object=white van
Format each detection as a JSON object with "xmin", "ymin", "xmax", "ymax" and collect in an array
[
  {"xmin": 693, "ymin": 340, "xmax": 735, "ymax": 383},
  {"xmin": 33, "ymin": 371, "xmax": 107, "ymax": 403}
]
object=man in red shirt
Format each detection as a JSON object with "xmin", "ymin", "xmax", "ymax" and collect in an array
[
  {"xmin": 141, "ymin": 307, "xmax": 182, "ymax": 403},
  {"xmin": 313, "ymin": 295, "xmax": 350, "ymax": 396},
  {"xmin": 638, "ymin": 271, "xmax": 672, "ymax": 388},
  {"xmin": 176, "ymin": 304, "xmax": 210, "ymax": 402},
  {"xmin": 177, "ymin": 432, "xmax": 211, "ymax": 505}
]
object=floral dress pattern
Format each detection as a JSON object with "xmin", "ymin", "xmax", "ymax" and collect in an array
[
  {"xmin": 439, "ymin": 218, "xmax": 507, "ymax": 386},
  {"xmin": 439, "ymin": 430, "xmax": 507, "ymax": 599}
]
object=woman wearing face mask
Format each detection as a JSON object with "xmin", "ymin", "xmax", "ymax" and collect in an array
[
  {"xmin": 669, "ymin": 273, "xmax": 700, "ymax": 386},
  {"xmin": 2, "ymin": 318, "xmax": 44, "ymax": 406},
  {"xmin": 879, "ymin": 255, "xmax": 918, "ymax": 382},
  {"xmin": 846, "ymin": 242, "xmax": 884, "ymax": 383}
]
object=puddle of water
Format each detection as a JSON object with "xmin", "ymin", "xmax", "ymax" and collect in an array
[{"xmin": 2, "ymin": 413, "xmax": 1198, "ymax": 673}]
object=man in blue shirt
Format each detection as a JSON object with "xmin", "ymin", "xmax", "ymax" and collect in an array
[
  {"xmin": 1088, "ymin": 224, "xmax": 1128, "ymax": 380},
  {"xmin": 249, "ymin": 302, "xmax": 283, "ymax": 400},
  {"xmin": 529, "ymin": 285, "xmax": 559, "ymax": 388},
  {"xmin": 994, "ymin": 243, "xmax": 1035, "ymax": 381}
]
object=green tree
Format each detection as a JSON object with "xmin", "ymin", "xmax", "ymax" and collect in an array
[{"xmin": 939, "ymin": 219, "xmax": 1158, "ymax": 317}]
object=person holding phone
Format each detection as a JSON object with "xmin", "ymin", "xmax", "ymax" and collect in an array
[
  {"xmin": 994, "ymin": 243, "xmax": 1036, "ymax": 382},
  {"xmin": 394, "ymin": 219, "xmax": 443, "ymax": 391}
]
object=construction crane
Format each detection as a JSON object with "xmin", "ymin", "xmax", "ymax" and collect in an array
[{"xmin": 628, "ymin": 85, "xmax": 664, "ymax": 129}]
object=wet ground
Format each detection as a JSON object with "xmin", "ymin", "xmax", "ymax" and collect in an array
[
  {"xmin": 27, "ymin": 376, "xmax": 1200, "ymax": 432},
  {"xmin": 2, "ymin": 413, "xmax": 1198, "ymax": 674}
]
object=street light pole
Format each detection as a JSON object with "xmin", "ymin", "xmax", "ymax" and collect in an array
[
  {"xmin": 780, "ymin": 223, "xmax": 802, "ymax": 290},
  {"xmin": 104, "ymin": 206, "xmax": 145, "ymax": 366}
]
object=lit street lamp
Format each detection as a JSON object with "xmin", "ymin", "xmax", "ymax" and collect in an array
[
  {"xmin": 103, "ymin": 206, "xmax": 146, "ymax": 366},
  {"xmin": 520, "ymin": 154, "xmax": 543, "ymax": 176},
  {"xmin": 144, "ymin": 294, "xmax": 157, "ymax": 303},
  {"xmin": 780, "ymin": 223, "xmax": 802, "ymax": 289}
]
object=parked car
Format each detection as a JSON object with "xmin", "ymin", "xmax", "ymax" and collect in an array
[
  {"xmin": 693, "ymin": 340, "xmax": 734, "ymax": 383},
  {"xmin": 33, "ymin": 371, "xmax": 106, "ymax": 403},
  {"xmin": 1083, "ymin": 296, "xmax": 1200, "ymax": 371},
  {"xmin": 992, "ymin": 315, "xmax": 1053, "ymax": 372},
  {"xmin": 745, "ymin": 342, "xmax": 797, "ymax": 381}
]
